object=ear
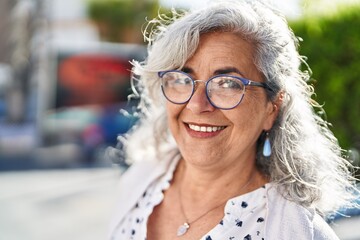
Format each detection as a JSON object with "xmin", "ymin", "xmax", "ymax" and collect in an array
[{"xmin": 263, "ymin": 91, "xmax": 284, "ymax": 131}]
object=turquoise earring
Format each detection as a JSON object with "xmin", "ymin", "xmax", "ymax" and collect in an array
[{"xmin": 263, "ymin": 132, "xmax": 271, "ymax": 157}]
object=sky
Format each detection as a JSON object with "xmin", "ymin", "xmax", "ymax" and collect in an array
[
  {"xmin": 49, "ymin": 0, "xmax": 360, "ymax": 45},
  {"xmin": 49, "ymin": 0, "xmax": 302, "ymax": 46},
  {"xmin": 51, "ymin": 0, "xmax": 302, "ymax": 21},
  {"xmin": 159, "ymin": 0, "xmax": 360, "ymax": 18},
  {"xmin": 159, "ymin": 0, "xmax": 302, "ymax": 19},
  {"xmin": 50, "ymin": 0, "xmax": 360, "ymax": 21}
]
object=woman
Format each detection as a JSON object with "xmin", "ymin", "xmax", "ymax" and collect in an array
[{"xmin": 108, "ymin": 1, "xmax": 358, "ymax": 239}]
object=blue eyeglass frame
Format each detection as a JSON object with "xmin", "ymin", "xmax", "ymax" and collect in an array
[{"xmin": 158, "ymin": 70, "xmax": 273, "ymax": 110}]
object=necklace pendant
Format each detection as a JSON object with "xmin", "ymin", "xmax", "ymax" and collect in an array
[{"xmin": 177, "ymin": 222, "xmax": 190, "ymax": 236}]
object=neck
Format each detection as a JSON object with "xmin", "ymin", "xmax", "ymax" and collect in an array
[{"xmin": 175, "ymin": 157, "xmax": 267, "ymax": 203}]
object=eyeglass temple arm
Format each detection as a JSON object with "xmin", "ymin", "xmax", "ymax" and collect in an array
[{"xmin": 248, "ymin": 81, "xmax": 274, "ymax": 92}]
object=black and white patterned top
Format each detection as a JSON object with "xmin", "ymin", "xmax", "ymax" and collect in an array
[{"xmin": 116, "ymin": 158, "xmax": 268, "ymax": 240}]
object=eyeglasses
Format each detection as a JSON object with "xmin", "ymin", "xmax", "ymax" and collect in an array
[{"xmin": 159, "ymin": 70, "xmax": 273, "ymax": 110}]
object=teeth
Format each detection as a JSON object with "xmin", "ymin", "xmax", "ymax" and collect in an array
[{"xmin": 188, "ymin": 124, "xmax": 225, "ymax": 132}]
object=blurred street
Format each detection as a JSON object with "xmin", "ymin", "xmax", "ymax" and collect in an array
[
  {"xmin": 0, "ymin": 167, "xmax": 359, "ymax": 240},
  {"xmin": 331, "ymin": 217, "xmax": 360, "ymax": 240},
  {"xmin": 0, "ymin": 167, "xmax": 124, "ymax": 240}
]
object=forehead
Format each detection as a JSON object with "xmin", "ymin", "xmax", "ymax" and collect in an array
[{"xmin": 184, "ymin": 32, "xmax": 260, "ymax": 79}]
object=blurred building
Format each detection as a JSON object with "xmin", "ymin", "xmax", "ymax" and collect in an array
[
  {"xmin": 0, "ymin": 0, "xmax": 45, "ymax": 122},
  {"xmin": 0, "ymin": 1, "xmax": 15, "ymax": 64},
  {"xmin": 0, "ymin": 0, "xmax": 42, "ymax": 168},
  {"xmin": 0, "ymin": 0, "xmax": 147, "ymax": 170}
]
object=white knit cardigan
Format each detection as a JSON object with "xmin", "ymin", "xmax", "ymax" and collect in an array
[{"xmin": 108, "ymin": 150, "xmax": 339, "ymax": 240}]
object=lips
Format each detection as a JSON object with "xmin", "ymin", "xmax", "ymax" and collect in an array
[{"xmin": 187, "ymin": 123, "xmax": 226, "ymax": 133}]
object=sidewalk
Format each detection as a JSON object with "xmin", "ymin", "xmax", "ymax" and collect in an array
[
  {"xmin": 0, "ymin": 167, "xmax": 359, "ymax": 240},
  {"xmin": 0, "ymin": 167, "xmax": 123, "ymax": 240}
]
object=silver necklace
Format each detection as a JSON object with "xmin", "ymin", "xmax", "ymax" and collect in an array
[{"xmin": 176, "ymin": 177, "xmax": 253, "ymax": 237}]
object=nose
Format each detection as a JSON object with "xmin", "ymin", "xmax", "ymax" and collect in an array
[{"xmin": 186, "ymin": 80, "xmax": 216, "ymax": 113}]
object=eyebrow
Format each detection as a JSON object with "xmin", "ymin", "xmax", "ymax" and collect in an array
[
  {"xmin": 181, "ymin": 66, "xmax": 246, "ymax": 77},
  {"xmin": 214, "ymin": 67, "xmax": 245, "ymax": 76},
  {"xmin": 181, "ymin": 66, "xmax": 193, "ymax": 74}
]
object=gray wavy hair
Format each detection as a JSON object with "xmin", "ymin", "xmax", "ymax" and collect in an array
[{"xmin": 115, "ymin": 0, "xmax": 358, "ymax": 215}]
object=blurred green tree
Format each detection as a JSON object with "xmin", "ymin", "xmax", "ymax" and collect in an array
[
  {"xmin": 87, "ymin": 0, "xmax": 174, "ymax": 43},
  {"xmin": 290, "ymin": 4, "xmax": 360, "ymax": 156}
]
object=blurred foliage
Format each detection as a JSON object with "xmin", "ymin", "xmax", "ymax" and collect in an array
[
  {"xmin": 290, "ymin": 5, "xmax": 360, "ymax": 152},
  {"xmin": 87, "ymin": 0, "xmax": 173, "ymax": 43}
]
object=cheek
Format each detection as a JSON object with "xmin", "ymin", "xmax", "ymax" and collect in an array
[
  {"xmin": 237, "ymin": 93, "xmax": 263, "ymax": 117},
  {"xmin": 166, "ymin": 103, "xmax": 184, "ymax": 128},
  {"xmin": 229, "ymin": 93, "xmax": 271, "ymax": 130}
]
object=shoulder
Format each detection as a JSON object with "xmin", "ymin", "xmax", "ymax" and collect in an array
[
  {"xmin": 265, "ymin": 184, "xmax": 339, "ymax": 240},
  {"xmin": 115, "ymin": 149, "xmax": 180, "ymax": 207},
  {"xmin": 108, "ymin": 149, "xmax": 180, "ymax": 238},
  {"xmin": 118, "ymin": 149, "xmax": 179, "ymax": 189}
]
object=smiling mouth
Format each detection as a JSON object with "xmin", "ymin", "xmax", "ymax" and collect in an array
[{"xmin": 188, "ymin": 123, "xmax": 226, "ymax": 133}]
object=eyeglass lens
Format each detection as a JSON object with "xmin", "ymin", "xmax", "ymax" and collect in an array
[{"xmin": 160, "ymin": 71, "xmax": 245, "ymax": 109}]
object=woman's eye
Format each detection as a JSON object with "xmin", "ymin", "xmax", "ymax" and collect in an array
[
  {"xmin": 175, "ymin": 77, "xmax": 191, "ymax": 85},
  {"xmin": 218, "ymin": 79, "xmax": 241, "ymax": 89}
]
